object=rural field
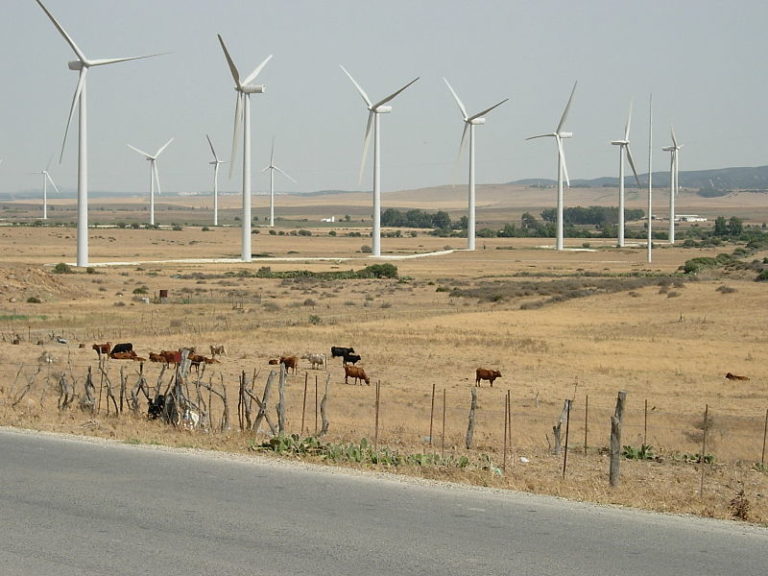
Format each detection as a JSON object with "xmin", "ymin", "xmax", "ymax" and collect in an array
[{"xmin": 1, "ymin": 184, "xmax": 767, "ymax": 525}]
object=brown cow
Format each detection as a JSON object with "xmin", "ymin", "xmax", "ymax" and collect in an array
[
  {"xmin": 725, "ymin": 372, "xmax": 750, "ymax": 381},
  {"xmin": 279, "ymin": 355, "xmax": 299, "ymax": 374},
  {"xmin": 148, "ymin": 352, "xmax": 165, "ymax": 363},
  {"xmin": 189, "ymin": 353, "xmax": 220, "ymax": 371},
  {"xmin": 110, "ymin": 350, "xmax": 140, "ymax": 361},
  {"xmin": 475, "ymin": 368, "xmax": 501, "ymax": 387},
  {"xmin": 92, "ymin": 342, "xmax": 111, "ymax": 356},
  {"xmin": 344, "ymin": 364, "xmax": 370, "ymax": 386},
  {"xmin": 210, "ymin": 344, "xmax": 226, "ymax": 358}
]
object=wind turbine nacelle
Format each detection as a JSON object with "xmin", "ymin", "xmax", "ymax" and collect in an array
[
  {"xmin": 241, "ymin": 85, "xmax": 265, "ymax": 94},
  {"xmin": 375, "ymin": 105, "xmax": 393, "ymax": 114},
  {"xmin": 469, "ymin": 118, "xmax": 487, "ymax": 126},
  {"xmin": 559, "ymin": 131, "xmax": 573, "ymax": 139},
  {"xmin": 68, "ymin": 60, "xmax": 84, "ymax": 71}
]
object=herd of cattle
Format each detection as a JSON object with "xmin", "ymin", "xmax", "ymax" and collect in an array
[{"xmin": 88, "ymin": 341, "xmax": 501, "ymax": 388}]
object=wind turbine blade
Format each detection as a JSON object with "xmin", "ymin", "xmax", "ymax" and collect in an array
[
  {"xmin": 626, "ymin": 145, "xmax": 640, "ymax": 186},
  {"xmin": 624, "ymin": 101, "xmax": 633, "ymax": 141},
  {"xmin": 229, "ymin": 93, "xmax": 243, "ymax": 178},
  {"xmin": 35, "ymin": 0, "xmax": 87, "ymax": 62},
  {"xmin": 127, "ymin": 144, "xmax": 151, "ymax": 158},
  {"xmin": 155, "ymin": 137, "xmax": 174, "ymax": 157},
  {"xmin": 671, "ymin": 127, "xmax": 678, "ymax": 148},
  {"xmin": 340, "ymin": 65, "xmax": 372, "ymax": 107},
  {"xmin": 526, "ymin": 133, "xmax": 556, "ymax": 141},
  {"xmin": 243, "ymin": 54, "xmax": 273, "ymax": 86},
  {"xmin": 557, "ymin": 136, "xmax": 570, "ymax": 187},
  {"xmin": 88, "ymin": 53, "xmax": 167, "ymax": 67},
  {"xmin": 274, "ymin": 166, "xmax": 296, "ymax": 183},
  {"xmin": 358, "ymin": 110, "xmax": 374, "ymax": 184},
  {"xmin": 468, "ymin": 98, "xmax": 509, "ymax": 122},
  {"xmin": 556, "ymin": 81, "xmax": 578, "ymax": 133},
  {"xmin": 45, "ymin": 154, "xmax": 54, "ymax": 172},
  {"xmin": 270, "ymin": 136, "xmax": 275, "ymax": 165},
  {"xmin": 206, "ymin": 135, "xmax": 219, "ymax": 161},
  {"xmin": 373, "ymin": 77, "xmax": 420, "ymax": 109},
  {"xmin": 458, "ymin": 123, "xmax": 469, "ymax": 161},
  {"xmin": 217, "ymin": 34, "xmax": 241, "ymax": 88},
  {"xmin": 60, "ymin": 67, "xmax": 87, "ymax": 163},
  {"xmin": 46, "ymin": 172, "xmax": 60, "ymax": 194},
  {"xmin": 443, "ymin": 78, "xmax": 468, "ymax": 119}
]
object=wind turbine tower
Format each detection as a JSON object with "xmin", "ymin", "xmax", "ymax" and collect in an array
[
  {"xmin": 340, "ymin": 66, "xmax": 419, "ymax": 257},
  {"xmin": 34, "ymin": 0, "xmax": 163, "ymax": 267},
  {"xmin": 443, "ymin": 78, "xmax": 508, "ymax": 251},
  {"xmin": 611, "ymin": 102, "xmax": 640, "ymax": 247},
  {"xmin": 218, "ymin": 34, "xmax": 272, "ymax": 263},
  {"xmin": 262, "ymin": 138, "xmax": 296, "ymax": 228},
  {"xmin": 206, "ymin": 135, "xmax": 226, "ymax": 226},
  {"xmin": 127, "ymin": 138, "xmax": 174, "ymax": 226},
  {"xmin": 36, "ymin": 157, "xmax": 60, "ymax": 220},
  {"xmin": 662, "ymin": 129, "xmax": 682, "ymax": 244},
  {"xmin": 527, "ymin": 82, "xmax": 577, "ymax": 251}
]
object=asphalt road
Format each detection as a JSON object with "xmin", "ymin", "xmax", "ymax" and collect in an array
[{"xmin": 1, "ymin": 428, "xmax": 765, "ymax": 576}]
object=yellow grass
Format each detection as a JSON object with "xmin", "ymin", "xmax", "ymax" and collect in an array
[{"xmin": 1, "ymin": 189, "xmax": 767, "ymax": 525}]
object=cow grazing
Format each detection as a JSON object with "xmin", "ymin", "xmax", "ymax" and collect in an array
[
  {"xmin": 159, "ymin": 350, "xmax": 182, "ymax": 365},
  {"xmin": 92, "ymin": 342, "xmax": 111, "ymax": 356},
  {"xmin": 331, "ymin": 346, "xmax": 355, "ymax": 359},
  {"xmin": 189, "ymin": 353, "xmax": 220, "ymax": 371},
  {"xmin": 344, "ymin": 364, "xmax": 370, "ymax": 386},
  {"xmin": 268, "ymin": 358, "xmax": 279, "ymax": 365},
  {"xmin": 725, "ymin": 372, "xmax": 750, "ymax": 381},
  {"xmin": 279, "ymin": 355, "xmax": 299, "ymax": 374},
  {"xmin": 302, "ymin": 352, "xmax": 326, "ymax": 370},
  {"xmin": 148, "ymin": 352, "xmax": 165, "ymax": 363},
  {"xmin": 475, "ymin": 368, "xmax": 502, "ymax": 387},
  {"xmin": 343, "ymin": 352, "xmax": 362, "ymax": 365},
  {"xmin": 110, "ymin": 350, "xmax": 140, "ymax": 361},
  {"xmin": 111, "ymin": 342, "xmax": 133, "ymax": 355},
  {"xmin": 210, "ymin": 344, "xmax": 226, "ymax": 358}
]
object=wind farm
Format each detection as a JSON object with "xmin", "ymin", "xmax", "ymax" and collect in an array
[{"xmin": 2, "ymin": 0, "xmax": 768, "ymax": 536}]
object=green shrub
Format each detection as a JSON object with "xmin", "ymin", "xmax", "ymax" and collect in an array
[
  {"xmin": 26, "ymin": 296, "xmax": 42, "ymax": 304},
  {"xmin": 52, "ymin": 262, "xmax": 73, "ymax": 274}
]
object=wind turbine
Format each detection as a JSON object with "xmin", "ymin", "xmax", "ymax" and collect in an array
[
  {"xmin": 340, "ymin": 65, "xmax": 419, "ymax": 257},
  {"xmin": 611, "ymin": 102, "xmax": 640, "ymax": 247},
  {"xmin": 206, "ymin": 135, "xmax": 226, "ymax": 226},
  {"xmin": 34, "ymin": 0, "xmax": 163, "ymax": 267},
  {"xmin": 218, "ymin": 34, "xmax": 272, "ymax": 263},
  {"xmin": 36, "ymin": 157, "xmax": 60, "ymax": 220},
  {"xmin": 647, "ymin": 94, "xmax": 654, "ymax": 263},
  {"xmin": 527, "ymin": 82, "xmax": 577, "ymax": 251},
  {"xmin": 127, "ymin": 138, "xmax": 174, "ymax": 226},
  {"xmin": 262, "ymin": 138, "xmax": 296, "ymax": 228},
  {"xmin": 662, "ymin": 128, "xmax": 682, "ymax": 244},
  {"xmin": 443, "ymin": 78, "xmax": 508, "ymax": 251}
]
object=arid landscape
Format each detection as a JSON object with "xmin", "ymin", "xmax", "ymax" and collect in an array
[{"xmin": 1, "ymin": 184, "xmax": 767, "ymax": 525}]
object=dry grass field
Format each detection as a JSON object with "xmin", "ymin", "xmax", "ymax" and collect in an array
[{"xmin": 1, "ymin": 185, "xmax": 767, "ymax": 525}]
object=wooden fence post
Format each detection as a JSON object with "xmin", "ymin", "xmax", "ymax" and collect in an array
[
  {"xmin": 584, "ymin": 394, "xmax": 589, "ymax": 455},
  {"xmin": 465, "ymin": 388, "xmax": 478, "ymax": 449},
  {"xmin": 502, "ymin": 392, "xmax": 509, "ymax": 473},
  {"xmin": 301, "ymin": 373, "xmax": 308, "ymax": 435},
  {"xmin": 429, "ymin": 382, "xmax": 436, "ymax": 447},
  {"xmin": 441, "ymin": 388, "xmax": 446, "ymax": 459},
  {"xmin": 562, "ymin": 399, "xmax": 572, "ymax": 479},
  {"xmin": 609, "ymin": 390, "xmax": 627, "ymax": 487},
  {"xmin": 277, "ymin": 365, "xmax": 286, "ymax": 435},
  {"xmin": 761, "ymin": 407, "xmax": 768, "ymax": 467},
  {"xmin": 319, "ymin": 373, "xmax": 330, "ymax": 436},
  {"xmin": 699, "ymin": 404, "xmax": 709, "ymax": 497}
]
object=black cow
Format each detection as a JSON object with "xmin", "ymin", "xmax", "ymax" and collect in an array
[
  {"xmin": 331, "ymin": 346, "xmax": 355, "ymax": 359},
  {"xmin": 343, "ymin": 352, "xmax": 362, "ymax": 365},
  {"xmin": 112, "ymin": 342, "xmax": 133, "ymax": 354}
]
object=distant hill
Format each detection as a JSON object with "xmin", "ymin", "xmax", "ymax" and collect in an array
[{"xmin": 511, "ymin": 165, "xmax": 768, "ymax": 195}]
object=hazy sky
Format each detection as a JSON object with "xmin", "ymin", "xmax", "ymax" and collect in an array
[{"xmin": 1, "ymin": 0, "xmax": 765, "ymax": 198}]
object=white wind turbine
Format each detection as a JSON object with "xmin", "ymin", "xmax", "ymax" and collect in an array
[
  {"xmin": 218, "ymin": 34, "xmax": 272, "ymax": 263},
  {"xmin": 262, "ymin": 138, "xmax": 296, "ymax": 228},
  {"xmin": 340, "ymin": 65, "xmax": 419, "ymax": 257},
  {"xmin": 127, "ymin": 138, "xmax": 174, "ymax": 226},
  {"xmin": 443, "ymin": 78, "xmax": 508, "ymax": 251},
  {"xmin": 206, "ymin": 135, "xmax": 226, "ymax": 226},
  {"xmin": 662, "ymin": 128, "xmax": 682, "ymax": 244},
  {"xmin": 35, "ymin": 0, "xmax": 163, "ymax": 267},
  {"xmin": 36, "ymin": 157, "xmax": 60, "ymax": 220},
  {"xmin": 611, "ymin": 102, "xmax": 640, "ymax": 247},
  {"xmin": 527, "ymin": 82, "xmax": 577, "ymax": 251}
]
